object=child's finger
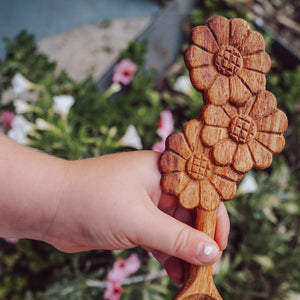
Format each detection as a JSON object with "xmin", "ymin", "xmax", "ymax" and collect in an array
[
  {"xmin": 137, "ymin": 204, "xmax": 220, "ymax": 267},
  {"xmin": 214, "ymin": 202, "xmax": 230, "ymax": 251}
]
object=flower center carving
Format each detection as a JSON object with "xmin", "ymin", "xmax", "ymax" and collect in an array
[
  {"xmin": 186, "ymin": 153, "xmax": 211, "ymax": 181},
  {"xmin": 214, "ymin": 45, "xmax": 243, "ymax": 76},
  {"xmin": 229, "ymin": 114, "xmax": 257, "ymax": 144}
]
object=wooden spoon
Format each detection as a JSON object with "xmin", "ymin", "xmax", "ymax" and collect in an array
[
  {"xmin": 173, "ymin": 208, "xmax": 222, "ymax": 300},
  {"xmin": 159, "ymin": 15, "xmax": 287, "ymax": 300}
]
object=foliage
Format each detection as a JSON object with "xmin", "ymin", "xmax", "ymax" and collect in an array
[
  {"xmin": 190, "ymin": 0, "xmax": 249, "ymax": 24},
  {"xmin": 0, "ymin": 1, "xmax": 299, "ymax": 299},
  {"xmin": 217, "ymin": 159, "xmax": 300, "ymax": 299},
  {"xmin": 0, "ymin": 29, "xmax": 175, "ymax": 299},
  {"xmin": 0, "ymin": 31, "xmax": 163, "ymax": 158}
]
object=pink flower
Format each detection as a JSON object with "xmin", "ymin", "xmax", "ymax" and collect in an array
[
  {"xmin": 107, "ymin": 253, "xmax": 141, "ymax": 283},
  {"xmin": 104, "ymin": 281, "xmax": 123, "ymax": 300},
  {"xmin": 1, "ymin": 110, "xmax": 14, "ymax": 129},
  {"xmin": 104, "ymin": 253, "xmax": 141, "ymax": 300},
  {"xmin": 4, "ymin": 238, "xmax": 19, "ymax": 244},
  {"xmin": 157, "ymin": 110, "xmax": 174, "ymax": 139},
  {"xmin": 152, "ymin": 140, "xmax": 166, "ymax": 153},
  {"xmin": 112, "ymin": 59, "xmax": 137, "ymax": 85},
  {"xmin": 152, "ymin": 110, "xmax": 174, "ymax": 153}
]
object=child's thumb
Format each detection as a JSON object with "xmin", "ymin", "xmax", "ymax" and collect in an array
[{"xmin": 137, "ymin": 205, "xmax": 220, "ymax": 266}]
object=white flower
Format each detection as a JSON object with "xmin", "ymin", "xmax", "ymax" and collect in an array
[
  {"xmin": 1, "ymin": 88, "xmax": 38, "ymax": 105},
  {"xmin": 108, "ymin": 127, "xmax": 117, "ymax": 138},
  {"xmin": 238, "ymin": 173, "xmax": 258, "ymax": 194},
  {"xmin": 7, "ymin": 115, "xmax": 34, "ymax": 145},
  {"xmin": 287, "ymin": 292, "xmax": 300, "ymax": 300},
  {"xmin": 12, "ymin": 115, "xmax": 34, "ymax": 134},
  {"xmin": 11, "ymin": 73, "xmax": 35, "ymax": 94},
  {"xmin": 103, "ymin": 83, "xmax": 122, "ymax": 99},
  {"xmin": 53, "ymin": 95, "xmax": 75, "ymax": 118},
  {"xmin": 8, "ymin": 129, "xmax": 29, "ymax": 145},
  {"xmin": 14, "ymin": 99, "xmax": 33, "ymax": 114},
  {"xmin": 108, "ymin": 82, "xmax": 122, "ymax": 94},
  {"xmin": 119, "ymin": 125, "xmax": 142, "ymax": 150},
  {"xmin": 173, "ymin": 75, "xmax": 193, "ymax": 95},
  {"xmin": 36, "ymin": 118, "xmax": 54, "ymax": 131}
]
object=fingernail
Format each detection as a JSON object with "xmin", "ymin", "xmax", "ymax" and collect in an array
[{"xmin": 197, "ymin": 242, "xmax": 219, "ymax": 264}]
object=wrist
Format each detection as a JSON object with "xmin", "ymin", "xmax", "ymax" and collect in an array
[{"xmin": 0, "ymin": 137, "xmax": 71, "ymax": 242}]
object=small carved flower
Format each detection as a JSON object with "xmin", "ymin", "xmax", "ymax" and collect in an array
[
  {"xmin": 201, "ymin": 91, "xmax": 288, "ymax": 173},
  {"xmin": 184, "ymin": 16, "xmax": 271, "ymax": 106},
  {"xmin": 160, "ymin": 120, "xmax": 242, "ymax": 211}
]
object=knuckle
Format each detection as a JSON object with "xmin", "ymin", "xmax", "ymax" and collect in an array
[{"xmin": 172, "ymin": 227, "xmax": 192, "ymax": 258}]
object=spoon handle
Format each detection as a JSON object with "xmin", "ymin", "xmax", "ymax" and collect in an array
[
  {"xmin": 173, "ymin": 207, "xmax": 222, "ymax": 300},
  {"xmin": 195, "ymin": 207, "xmax": 217, "ymax": 239}
]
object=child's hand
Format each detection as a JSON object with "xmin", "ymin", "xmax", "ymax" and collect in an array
[
  {"xmin": 44, "ymin": 151, "xmax": 229, "ymax": 284},
  {"xmin": 0, "ymin": 134, "xmax": 229, "ymax": 284}
]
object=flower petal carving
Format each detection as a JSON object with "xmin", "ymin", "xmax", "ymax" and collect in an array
[
  {"xmin": 184, "ymin": 45, "xmax": 213, "ymax": 68},
  {"xmin": 255, "ymin": 132, "xmax": 285, "ymax": 154},
  {"xmin": 159, "ymin": 119, "xmax": 242, "ymax": 210},
  {"xmin": 201, "ymin": 125, "xmax": 228, "ymax": 147},
  {"xmin": 222, "ymin": 102, "xmax": 238, "ymax": 118},
  {"xmin": 233, "ymin": 144, "xmax": 254, "ymax": 173},
  {"xmin": 189, "ymin": 66, "xmax": 218, "ymax": 92},
  {"xmin": 202, "ymin": 105, "xmax": 231, "ymax": 127},
  {"xmin": 207, "ymin": 75, "xmax": 230, "ymax": 105},
  {"xmin": 229, "ymin": 76, "xmax": 252, "ymax": 106},
  {"xmin": 199, "ymin": 180, "xmax": 221, "ymax": 210},
  {"xmin": 210, "ymin": 174, "xmax": 237, "ymax": 201},
  {"xmin": 243, "ymin": 52, "xmax": 271, "ymax": 74},
  {"xmin": 238, "ymin": 31, "xmax": 266, "ymax": 56},
  {"xmin": 161, "ymin": 172, "xmax": 190, "ymax": 196},
  {"xmin": 160, "ymin": 151, "xmax": 187, "ymax": 173},
  {"xmin": 160, "ymin": 17, "xmax": 288, "ymax": 220},
  {"xmin": 202, "ymin": 92, "xmax": 287, "ymax": 174},
  {"xmin": 248, "ymin": 139, "xmax": 273, "ymax": 169},
  {"xmin": 190, "ymin": 25, "xmax": 219, "ymax": 53},
  {"xmin": 256, "ymin": 110, "xmax": 288, "ymax": 133},
  {"xmin": 178, "ymin": 180, "xmax": 200, "ymax": 209},
  {"xmin": 207, "ymin": 16, "xmax": 230, "ymax": 46},
  {"xmin": 238, "ymin": 69, "xmax": 266, "ymax": 94},
  {"xmin": 183, "ymin": 119, "xmax": 203, "ymax": 153},
  {"xmin": 229, "ymin": 18, "xmax": 251, "ymax": 48},
  {"xmin": 249, "ymin": 91, "xmax": 277, "ymax": 120},
  {"xmin": 166, "ymin": 133, "xmax": 191, "ymax": 160},
  {"xmin": 185, "ymin": 16, "xmax": 271, "ymax": 106},
  {"xmin": 213, "ymin": 165, "xmax": 243, "ymax": 182},
  {"xmin": 213, "ymin": 139, "xmax": 237, "ymax": 165}
]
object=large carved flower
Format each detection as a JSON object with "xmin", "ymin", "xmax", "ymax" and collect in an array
[
  {"xmin": 201, "ymin": 91, "xmax": 288, "ymax": 173},
  {"xmin": 184, "ymin": 16, "xmax": 271, "ymax": 107},
  {"xmin": 160, "ymin": 120, "xmax": 242, "ymax": 211}
]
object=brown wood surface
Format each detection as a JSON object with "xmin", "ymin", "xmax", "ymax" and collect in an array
[
  {"xmin": 173, "ymin": 208, "xmax": 222, "ymax": 300},
  {"xmin": 159, "ymin": 16, "xmax": 288, "ymax": 300},
  {"xmin": 185, "ymin": 16, "xmax": 271, "ymax": 107}
]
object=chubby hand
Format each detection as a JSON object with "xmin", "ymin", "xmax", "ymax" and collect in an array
[{"xmin": 43, "ymin": 151, "xmax": 230, "ymax": 284}]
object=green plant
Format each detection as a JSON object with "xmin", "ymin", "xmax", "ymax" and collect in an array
[{"xmin": 0, "ymin": 1, "xmax": 299, "ymax": 299}]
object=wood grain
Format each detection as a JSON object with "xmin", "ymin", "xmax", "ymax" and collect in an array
[
  {"xmin": 184, "ymin": 16, "xmax": 271, "ymax": 106},
  {"xmin": 173, "ymin": 208, "xmax": 222, "ymax": 300},
  {"xmin": 159, "ymin": 16, "xmax": 288, "ymax": 300}
]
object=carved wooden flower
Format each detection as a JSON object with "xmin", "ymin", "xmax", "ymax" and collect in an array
[
  {"xmin": 160, "ymin": 120, "xmax": 242, "ymax": 211},
  {"xmin": 201, "ymin": 91, "xmax": 288, "ymax": 173},
  {"xmin": 184, "ymin": 16, "xmax": 271, "ymax": 107}
]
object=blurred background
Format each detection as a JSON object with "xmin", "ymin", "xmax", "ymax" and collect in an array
[{"xmin": 0, "ymin": 0, "xmax": 299, "ymax": 299}]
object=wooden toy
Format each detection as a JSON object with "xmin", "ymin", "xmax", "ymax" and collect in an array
[{"xmin": 159, "ymin": 16, "xmax": 288, "ymax": 300}]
